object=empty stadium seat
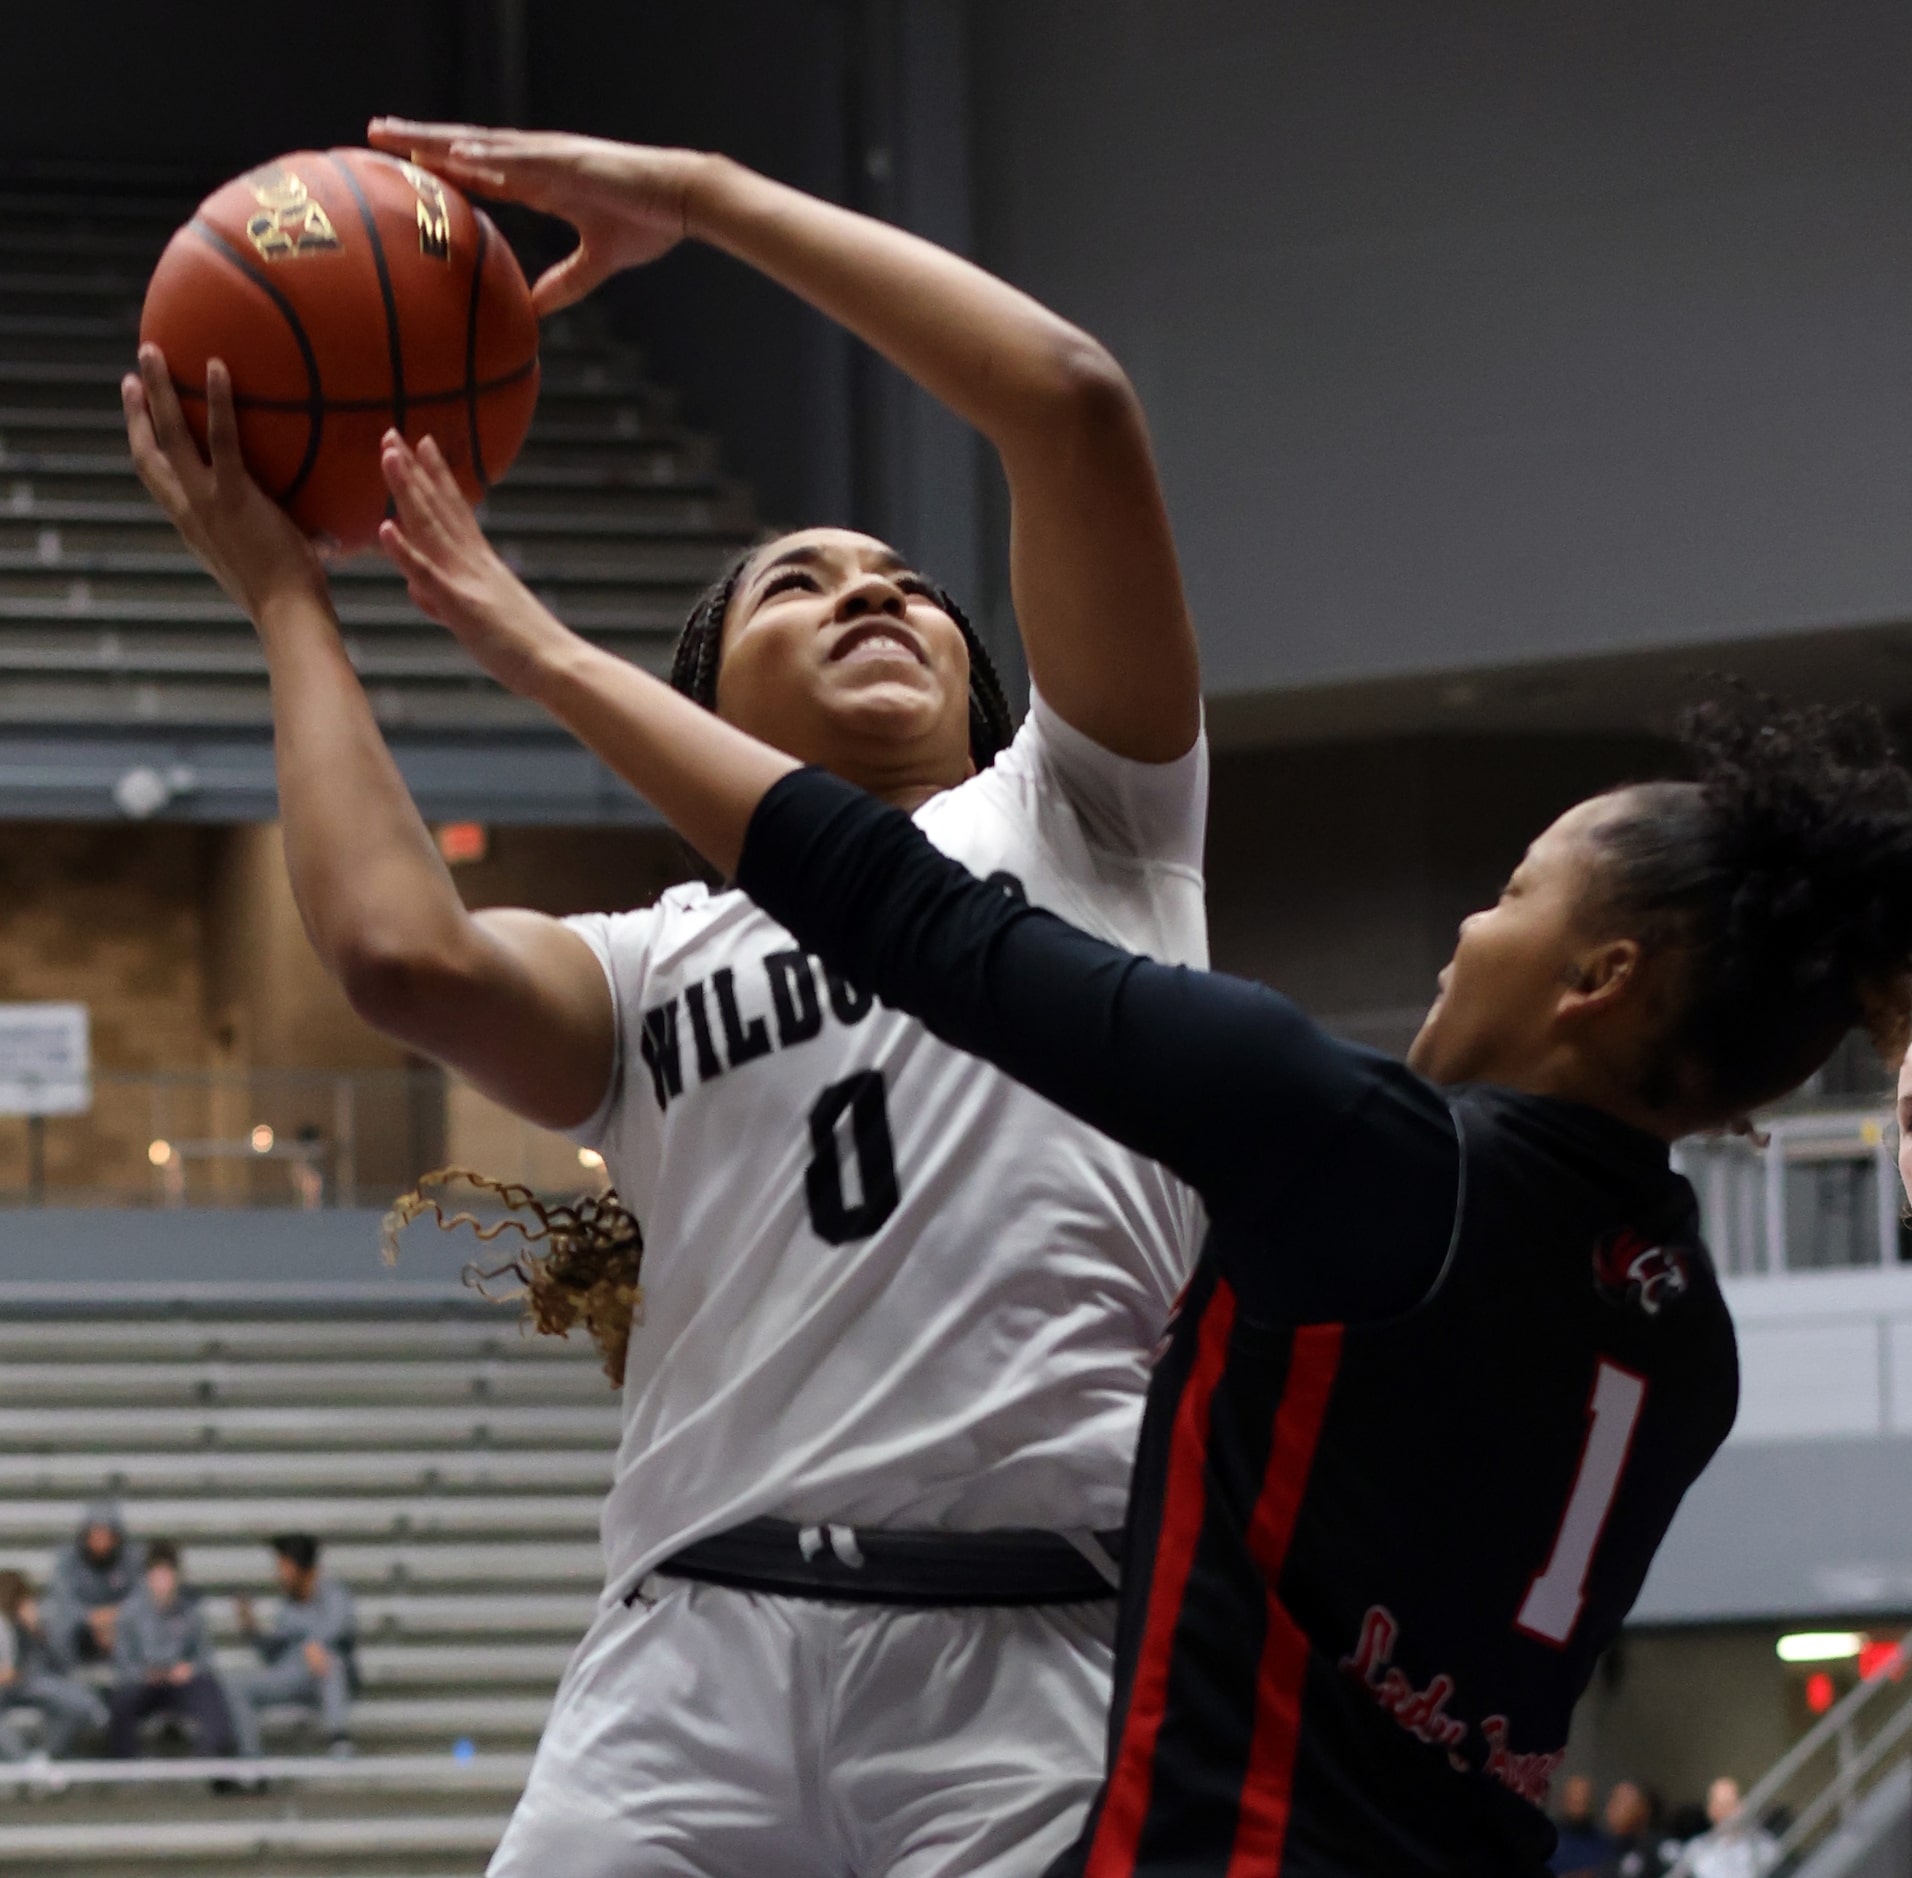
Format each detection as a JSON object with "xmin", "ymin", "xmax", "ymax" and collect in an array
[{"xmin": 0, "ymin": 163, "xmax": 758, "ymax": 802}]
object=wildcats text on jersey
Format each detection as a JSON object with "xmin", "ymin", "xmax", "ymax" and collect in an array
[{"xmin": 638, "ymin": 948, "xmax": 877, "ymax": 1111}]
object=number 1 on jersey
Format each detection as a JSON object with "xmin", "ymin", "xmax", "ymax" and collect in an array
[{"xmin": 1516, "ymin": 1360, "xmax": 1647, "ymax": 1647}]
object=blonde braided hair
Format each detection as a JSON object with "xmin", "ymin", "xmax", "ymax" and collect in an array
[{"xmin": 382, "ymin": 1169, "xmax": 643, "ymax": 1387}]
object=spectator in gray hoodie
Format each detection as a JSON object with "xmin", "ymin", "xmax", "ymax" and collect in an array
[
  {"xmin": 227, "ymin": 1532, "xmax": 357, "ymax": 1757},
  {"xmin": 0, "ymin": 1569, "xmax": 106, "ymax": 1760},
  {"xmin": 44, "ymin": 1499, "xmax": 144, "ymax": 1665},
  {"xmin": 106, "ymin": 1539, "xmax": 236, "ymax": 1758}
]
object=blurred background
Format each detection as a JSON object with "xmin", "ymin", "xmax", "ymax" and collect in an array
[{"xmin": 0, "ymin": 2, "xmax": 1909, "ymax": 1873}]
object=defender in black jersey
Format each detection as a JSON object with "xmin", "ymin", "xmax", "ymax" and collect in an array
[
  {"xmin": 714, "ymin": 705, "xmax": 1912, "ymax": 1878},
  {"xmin": 345, "ymin": 392, "xmax": 1912, "ymax": 1874}
]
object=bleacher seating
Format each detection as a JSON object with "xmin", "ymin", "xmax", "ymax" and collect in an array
[
  {"xmin": 0, "ymin": 1296, "xmax": 615, "ymax": 1874},
  {"xmin": 0, "ymin": 163, "xmax": 756, "ymax": 743}
]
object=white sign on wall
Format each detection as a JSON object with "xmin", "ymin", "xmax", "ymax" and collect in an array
[{"xmin": 0, "ymin": 1003, "xmax": 91, "ymax": 1116}]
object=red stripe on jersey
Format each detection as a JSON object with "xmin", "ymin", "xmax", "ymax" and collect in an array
[
  {"xmin": 1226, "ymin": 1324, "xmax": 1345, "ymax": 1877},
  {"xmin": 1085, "ymin": 1279, "xmax": 1240, "ymax": 1878}
]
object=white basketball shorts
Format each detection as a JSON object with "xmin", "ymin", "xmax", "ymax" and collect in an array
[{"xmin": 487, "ymin": 1574, "xmax": 1115, "ymax": 1878}]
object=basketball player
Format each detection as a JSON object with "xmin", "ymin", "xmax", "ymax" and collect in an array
[
  {"xmin": 365, "ymin": 449, "xmax": 1912, "ymax": 1874},
  {"xmin": 125, "ymin": 124, "xmax": 1205, "ymax": 1875}
]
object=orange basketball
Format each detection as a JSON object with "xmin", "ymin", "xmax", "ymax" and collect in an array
[{"xmin": 140, "ymin": 148, "xmax": 540, "ymax": 552}]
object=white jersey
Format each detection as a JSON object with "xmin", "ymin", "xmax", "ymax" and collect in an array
[{"xmin": 564, "ymin": 690, "xmax": 1208, "ymax": 1603}]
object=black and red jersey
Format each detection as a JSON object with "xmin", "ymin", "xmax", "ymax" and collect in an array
[
  {"xmin": 738, "ymin": 771, "xmax": 1741, "ymax": 1878},
  {"xmin": 1057, "ymin": 1089, "xmax": 1736, "ymax": 1878}
]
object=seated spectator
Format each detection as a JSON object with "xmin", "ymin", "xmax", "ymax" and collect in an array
[
  {"xmin": 0, "ymin": 1569, "xmax": 105, "ymax": 1761},
  {"xmin": 1685, "ymin": 1776, "xmax": 1780, "ymax": 1878},
  {"xmin": 43, "ymin": 1499, "xmax": 144, "ymax": 1665},
  {"xmin": 106, "ymin": 1539, "xmax": 236, "ymax": 1758},
  {"xmin": 1601, "ymin": 1782, "xmax": 1678, "ymax": 1878},
  {"xmin": 1552, "ymin": 1773, "xmax": 1612, "ymax": 1876},
  {"xmin": 227, "ymin": 1533, "xmax": 356, "ymax": 1758}
]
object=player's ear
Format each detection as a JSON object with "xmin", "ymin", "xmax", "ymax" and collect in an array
[{"xmin": 1558, "ymin": 938, "xmax": 1641, "ymax": 1018}]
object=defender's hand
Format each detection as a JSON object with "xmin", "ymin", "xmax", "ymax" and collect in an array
[
  {"xmin": 378, "ymin": 431, "xmax": 574, "ymax": 694},
  {"xmin": 123, "ymin": 347, "xmax": 327, "ymax": 622},
  {"xmin": 367, "ymin": 119, "xmax": 702, "ymax": 315}
]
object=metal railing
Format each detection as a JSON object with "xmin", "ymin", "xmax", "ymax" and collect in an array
[
  {"xmin": 0, "ymin": 1067, "xmax": 592, "ymax": 1209},
  {"xmin": 1665, "ymin": 1639, "xmax": 1912, "ymax": 1876},
  {"xmin": 1675, "ymin": 1109, "xmax": 1907, "ymax": 1277}
]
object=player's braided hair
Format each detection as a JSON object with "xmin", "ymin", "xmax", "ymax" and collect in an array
[
  {"xmin": 1590, "ymin": 694, "xmax": 1912, "ymax": 1122},
  {"xmin": 382, "ymin": 1171, "xmax": 643, "ymax": 1387},
  {"xmin": 669, "ymin": 542, "xmax": 1018, "ymax": 768}
]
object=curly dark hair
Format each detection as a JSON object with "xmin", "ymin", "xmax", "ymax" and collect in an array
[
  {"xmin": 1589, "ymin": 695, "xmax": 1912, "ymax": 1122},
  {"xmin": 383, "ymin": 1171, "xmax": 644, "ymax": 1387},
  {"xmin": 670, "ymin": 542, "xmax": 1017, "ymax": 768}
]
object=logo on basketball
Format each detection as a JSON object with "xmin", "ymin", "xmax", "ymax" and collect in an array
[
  {"xmin": 243, "ymin": 166, "xmax": 342, "ymax": 262},
  {"xmin": 399, "ymin": 162, "xmax": 453, "ymax": 262},
  {"xmin": 1592, "ymin": 1227, "xmax": 1691, "ymax": 1317}
]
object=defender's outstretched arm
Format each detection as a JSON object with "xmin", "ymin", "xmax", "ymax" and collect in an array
[{"xmin": 382, "ymin": 437, "xmax": 1454, "ymax": 1323}]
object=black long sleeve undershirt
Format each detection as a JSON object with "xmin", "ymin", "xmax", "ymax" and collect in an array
[{"xmin": 736, "ymin": 769, "xmax": 1461, "ymax": 1325}]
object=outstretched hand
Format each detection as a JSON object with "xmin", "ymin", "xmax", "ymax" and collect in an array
[
  {"xmin": 378, "ymin": 432, "xmax": 576, "ymax": 692},
  {"xmin": 122, "ymin": 346, "xmax": 326, "ymax": 621},
  {"xmin": 367, "ymin": 118, "xmax": 702, "ymax": 316}
]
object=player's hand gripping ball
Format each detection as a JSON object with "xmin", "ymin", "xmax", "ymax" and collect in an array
[{"xmin": 140, "ymin": 149, "xmax": 539, "ymax": 552}]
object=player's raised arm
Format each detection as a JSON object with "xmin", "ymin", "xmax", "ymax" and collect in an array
[
  {"xmin": 381, "ymin": 433, "xmax": 1450, "ymax": 1325},
  {"xmin": 368, "ymin": 119, "xmax": 1202, "ymax": 763},
  {"xmin": 122, "ymin": 349, "xmax": 614, "ymax": 1130}
]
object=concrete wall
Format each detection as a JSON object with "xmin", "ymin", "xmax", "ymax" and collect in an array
[
  {"xmin": 969, "ymin": 0, "xmax": 1912, "ymax": 705},
  {"xmin": 1203, "ymin": 730, "xmax": 1667, "ymax": 1025},
  {"xmin": 1558, "ymin": 1625, "xmax": 1803, "ymax": 1822},
  {"xmin": 0, "ymin": 1207, "xmax": 470, "ymax": 1295},
  {"xmin": 522, "ymin": 0, "xmax": 861, "ymax": 533},
  {"xmin": 0, "ymin": 1, "xmax": 466, "ymax": 168}
]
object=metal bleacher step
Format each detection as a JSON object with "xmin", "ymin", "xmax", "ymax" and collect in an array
[
  {"xmin": 0, "ymin": 1444, "xmax": 614, "ymax": 1496},
  {"xmin": 0, "ymin": 1535, "xmax": 603, "ymax": 1591},
  {"xmin": 0, "ymin": 1316, "xmax": 600, "ymax": 1362},
  {"xmin": 0, "ymin": 1398, "xmax": 622, "ymax": 1448},
  {"xmin": 0, "ymin": 586, "xmax": 693, "ymax": 633},
  {"xmin": 0, "ymin": 1357, "xmax": 614, "ymax": 1405},
  {"xmin": 0, "ymin": 453, "xmax": 730, "ymax": 508},
  {"xmin": 0, "ymin": 636, "xmax": 663, "ymax": 690},
  {"xmin": 0, "ymin": 479, "xmax": 750, "ymax": 534},
  {"xmin": 0, "ymin": 405, "xmax": 703, "ymax": 463},
  {"xmin": 275, "ymin": 1641, "xmax": 574, "ymax": 1688},
  {"xmin": 0, "ymin": 1813, "xmax": 518, "ymax": 1866},
  {"xmin": 0, "ymin": 678, "xmax": 555, "ymax": 734},
  {"xmin": 0, "ymin": 1493, "xmax": 603, "ymax": 1544},
  {"xmin": 353, "ymin": 1591, "xmax": 600, "ymax": 1640},
  {"xmin": 0, "ymin": 566, "xmax": 714, "ymax": 620}
]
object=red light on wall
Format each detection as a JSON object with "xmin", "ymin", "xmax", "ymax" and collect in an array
[
  {"xmin": 1806, "ymin": 1671, "xmax": 1837, "ymax": 1714},
  {"xmin": 436, "ymin": 822, "xmax": 489, "ymax": 866},
  {"xmin": 1859, "ymin": 1640, "xmax": 1905, "ymax": 1682}
]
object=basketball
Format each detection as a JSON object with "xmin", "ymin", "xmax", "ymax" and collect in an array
[{"xmin": 139, "ymin": 148, "xmax": 540, "ymax": 551}]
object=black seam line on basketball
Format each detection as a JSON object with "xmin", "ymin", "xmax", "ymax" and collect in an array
[
  {"xmin": 182, "ymin": 219, "xmax": 324, "ymax": 507},
  {"xmin": 170, "ymin": 358, "xmax": 537, "ymax": 413},
  {"xmin": 324, "ymin": 153, "xmax": 406, "ymax": 437},
  {"xmin": 465, "ymin": 213, "xmax": 491, "ymax": 492},
  {"xmin": 175, "ymin": 362, "xmax": 536, "ymax": 408}
]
